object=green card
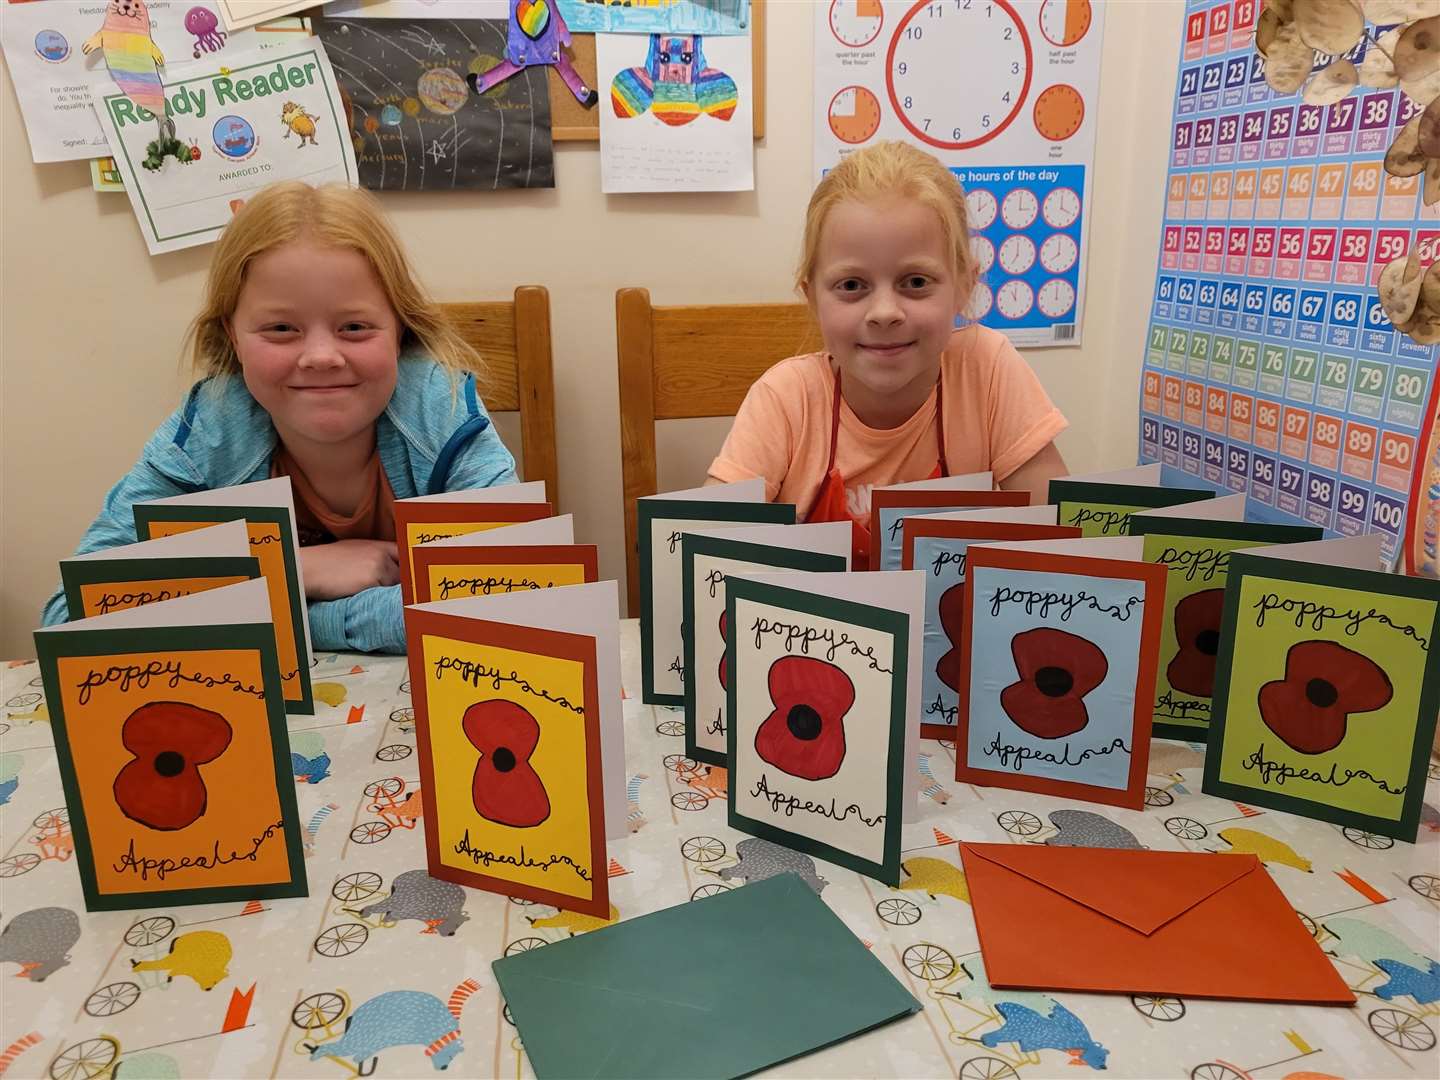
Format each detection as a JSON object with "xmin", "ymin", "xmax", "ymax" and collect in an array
[
  {"xmin": 34, "ymin": 580, "xmax": 307, "ymax": 910},
  {"xmin": 1129, "ymin": 513, "xmax": 1322, "ymax": 741},
  {"xmin": 1048, "ymin": 479, "xmax": 1214, "ymax": 537},
  {"xmin": 682, "ymin": 525, "xmax": 850, "ymax": 765},
  {"xmin": 726, "ymin": 573, "xmax": 920, "ymax": 886},
  {"xmin": 1203, "ymin": 546, "xmax": 1440, "ymax": 842},
  {"xmin": 637, "ymin": 482, "xmax": 794, "ymax": 706},
  {"xmin": 493, "ymin": 873, "xmax": 921, "ymax": 1080}
]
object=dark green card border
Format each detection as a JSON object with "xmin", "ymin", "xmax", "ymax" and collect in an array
[
  {"xmin": 1202, "ymin": 553, "xmax": 1440, "ymax": 841},
  {"xmin": 1130, "ymin": 519, "xmax": 1323, "ymax": 742},
  {"xmin": 62, "ymin": 556, "xmax": 262, "ymax": 621},
  {"xmin": 33, "ymin": 623, "xmax": 308, "ymax": 911},
  {"xmin": 637, "ymin": 499, "xmax": 794, "ymax": 707},
  {"xmin": 682, "ymin": 536, "xmax": 847, "ymax": 766},
  {"xmin": 725, "ymin": 576, "xmax": 907, "ymax": 887},
  {"xmin": 134, "ymin": 504, "xmax": 313, "ymax": 714}
]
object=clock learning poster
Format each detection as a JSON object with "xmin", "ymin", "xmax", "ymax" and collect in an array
[{"xmin": 814, "ymin": 0, "xmax": 1105, "ymax": 349}]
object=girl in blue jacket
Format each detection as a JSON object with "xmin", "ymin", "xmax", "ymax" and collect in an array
[{"xmin": 41, "ymin": 181, "xmax": 517, "ymax": 652}]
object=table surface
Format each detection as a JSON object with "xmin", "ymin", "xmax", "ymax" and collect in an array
[{"xmin": 2, "ymin": 622, "xmax": 1438, "ymax": 1080}]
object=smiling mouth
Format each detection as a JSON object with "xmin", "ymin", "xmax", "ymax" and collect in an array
[
  {"xmin": 859, "ymin": 341, "xmax": 914, "ymax": 353},
  {"xmin": 291, "ymin": 384, "xmax": 358, "ymax": 392}
]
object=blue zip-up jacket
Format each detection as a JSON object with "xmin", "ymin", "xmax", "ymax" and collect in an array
[{"xmin": 40, "ymin": 354, "xmax": 518, "ymax": 652}]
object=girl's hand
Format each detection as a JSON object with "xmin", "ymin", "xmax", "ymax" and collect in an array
[{"xmin": 301, "ymin": 539, "xmax": 401, "ymax": 601}]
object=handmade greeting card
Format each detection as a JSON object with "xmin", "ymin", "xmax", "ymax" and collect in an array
[
  {"xmin": 638, "ymin": 479, "xmax": 794, "ymax": 705},
  {"xmin": 61, "ymin": 520, "xmax": 259, "ymax": 620},
  {"xmin": 1129, "ymin": 495, "xmax": 1322, "ymax": 742},
  {"xmin": 956, "ymin": 538, "xmax": 1167, "ymax": 810},
  {"xmin": 134, "ymin": 477, "xmax": 312, "ymax": 713},
  {"xmin": 34, "ymin": 579, "xmax": 306, "ymax": 911},
  {"xmin": 901, "ymin": 507, "xmax": 1081, "ymax": 740},
  {"xmin": 869, "ymin": 472, "xmax": 1028, "ymax": 570},
  {"xmin": 405, "ymin": 582, "xmax": 626, "ymax": 915},
  {"xmin": 681, "ymin": 522, "xmax": 851, "ymax": 765},
  {"xmin": 1203, "ymin": 535, "xmax": 1440, "ymax": 842},
  {"xmin": 395, "ymin": 482, "xmax": 553, "ymax": 604},
  {"xmin": 411, "ymin": 515, "xmax": 599, "ymax": 604},
  {"xmin": 1047, "ymin": 464, "xmax": 1214, "ymax": 537},
  {"xmin": 725, "ymin": 570, "xmax": 925, "ymax": 884}
]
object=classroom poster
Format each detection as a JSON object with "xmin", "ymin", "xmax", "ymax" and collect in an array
[
  {"xmin": 313, "ymin": 15, "xmax": 554, "ymax": 191},
  {"xmin": 1137, "ymin": 0, "xmax": 1440, "ymax": 569},
  {"xmin": 91, "ymin": 41, "xmax": 357, "ymax": 255},
  {"xmin": 559, "ymin": 0, "xmax": 750, "ymax": 36},
  {"xmin": 598, "ymin": 29, "xmax": 753, "ymax": 193},
  {"xmin": 0, "ymin": 0, "xmax": 305, "ymax": 163},
  {"xmin": 813, "ymin": 0, "xmax": 1105, "ymax": 348}
]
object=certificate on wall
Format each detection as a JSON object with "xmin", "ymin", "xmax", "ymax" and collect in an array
[{"xmin": 92, "ymin": 42, "xmax": 357, "ymax": 255}]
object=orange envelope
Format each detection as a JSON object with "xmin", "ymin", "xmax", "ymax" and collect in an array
[{"xmin": 960, "ymin": 843, "xmax": 1355, "ymax": 1005}]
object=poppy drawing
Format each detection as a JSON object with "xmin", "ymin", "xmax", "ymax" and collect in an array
[
  {"xmin": 936, "ymin": 582, "xmax": 965, "ymax": 693},
  {"xmin": 1258, "ymin": 640, "xmax": 1393, "ymax": 755},
  {"xmin": 754, "ymin": 655, "xmax": 855, "ymax": 781},
  {"xmin": 1167, "ymin": 588, "xmax": 1226, "ymax": 698},
  {"xmin": 113, "ymin": 701, "xmax": 233, "ymax": 831},
  {"xmin": 461, "ymin": 699, "xmax": 551, "ymax": 828},
  {"xmin": 1000, "ymin": 627, "xmax": 1109, "ymax": 740}
]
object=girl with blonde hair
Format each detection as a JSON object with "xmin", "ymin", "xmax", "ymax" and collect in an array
[
  {"xmin": 709, "ymin": 141, "xmax": 1068, "ymax": 565},
  {"xmin": 42, "ymin": 182, "xmax": 517, "ymax": 652}
]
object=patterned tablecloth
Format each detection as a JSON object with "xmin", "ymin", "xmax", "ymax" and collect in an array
[{"xmin": 1, "ymin": 622, "xmax": 1438, "ymax": 1080}]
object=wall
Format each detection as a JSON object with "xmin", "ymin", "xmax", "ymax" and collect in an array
[{"xmin": 0, "ymin": 0, "xmax": 1184, "ymax": 657}]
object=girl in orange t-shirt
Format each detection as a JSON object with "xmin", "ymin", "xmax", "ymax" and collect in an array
[{"xmin": 709, "ymin": 141, "xmax": 1069, "ymax": 564}]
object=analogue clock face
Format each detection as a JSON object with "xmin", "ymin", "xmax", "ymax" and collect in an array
[
  {"xmin": 998, "ymin": 234, "xmax": 1036, "ymax": 275},
  {"xmin": 1038, "ymin": 278, "xmax": 1077, "ymax": 318},
  {"xmin": 971, "ymin": 236, "xmax": 996, "ymax": 274},
  {"xmin": 996, "ymin": 279, "xmax": 1034, "ymax": 320},
  {"xmin": 967, "ymin": 189, "xmax": 998, "ymax": 231},
  {"xmin": 1033, "ymin": 83, "xmax": 1085, "ymax": 141},
  {"xmin": 1039, "ymin": 0, "xmax": 1093, "ymax": 47},
  {"xmin": 886, "ymin": 0, "xmax": 1033, "ymax": 150},
  {"xmin": 967, "ymin": 282, "xmax": 994, "ymax": 321},
  {"xmin": 1001, "ymin": 188, "xmax": 1039, "ymax": 229},
  {"xmin": 828, "ymin": 86, "xmax": 883, "ymax": 144},
  {"xmin": 1039, "ymin": 232, "xmax": 1079, "ymax": 273},
  {"xmin": 1042, "ymin": 186, "xmax": 1081, "ymax": 228},
  {"xmin": 829, "ymin": 0, "xmax": 885, "ymax": 49}
]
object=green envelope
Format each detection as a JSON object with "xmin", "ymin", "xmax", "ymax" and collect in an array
[{"xmin": 493, "ymin": 874, "xmax": 921, "ymax": 1079}]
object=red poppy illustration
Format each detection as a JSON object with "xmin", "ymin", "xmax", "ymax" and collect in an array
[
  {"xmin": 936, "ymin": 582, "xmax": 966, "ymax": 693},
  {"xmin": 718, "ymin": 610, "xmax": 728, "ymax": 691},
  {"xmin": 755, "ymin": 655, "xmax": 855, "ymax": 781},
  {"xmin": 1000, "ymin": 627, "xmax": 1109, "ymax": 740},
  {"xmin": 1166, "ymin": 588, "xmax": 1226, "ymax": 698},
  {"xmin": 461, "ymin": 699, "xmax": 551, "ymax": 828},
  {"xmin": 113, "ymin": 701, "xmax": 232, "ymax": 831},
  {"xmin": 1258, "ymin": 640, "xmax": 1393, "ymax": 755}
]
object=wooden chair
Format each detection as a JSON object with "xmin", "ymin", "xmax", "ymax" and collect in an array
[
  {"xmin": 616, "ymin": 287, "xmax": 822, "ymax": 617},
  {"xmin": 441, "ymin": 286, "xmax": 560, "ymax": 510}
]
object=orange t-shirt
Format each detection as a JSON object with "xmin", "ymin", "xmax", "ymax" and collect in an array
[
  {"xmin": 708, "ymin": 326, "xmax": 1068, "ymax": 519},
  {"xmin": 271, "ymin": 447, "xmax": 397, "ymax": 547}
]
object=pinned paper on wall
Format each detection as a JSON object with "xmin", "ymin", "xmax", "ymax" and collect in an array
[{"xmin": 558, "ymin": 0, "xmax": 750, "ymax": 36}]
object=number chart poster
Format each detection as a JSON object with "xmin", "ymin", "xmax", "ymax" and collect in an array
[
  {"xmin": 814, "ymin": 0, "xmax": 1105, "ymax": 348},
  {"xmin": 1137, "ymin": 0, "xmax": 1439, "ymax": 568}
]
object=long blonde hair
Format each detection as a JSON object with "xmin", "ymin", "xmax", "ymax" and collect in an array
[
  {"xmin": 186, "ymin": 181, "xmax": 477, "ymax": 378},
  {"xmin": 797, "ymin": 141, "xmax": 976, "ymax": 300}
]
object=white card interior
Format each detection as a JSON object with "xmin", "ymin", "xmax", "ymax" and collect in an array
[
  {"xmin": 972, "ymin": 536, "xmax": 1146, "ymax": 560},
  {"xmin": 36, "ymin": 578, "xmax": 273, "ymax": 631},
  {"xmin": 417, "ymin": 515, "xmax": 576, "ymax": 548},
  {"xmin": 1132, "ymin": 493, "xmax": 1246, "ymax": 522},
  {"xmin": 401, "ymin": 480, "xmax": 548, "ymax": 506},
  {"xmin": 913, "ymin": 505, "xmax": 1062, "ymax": 526},
  {"xmin": 728, "ymin": 569, "xmax": 925, "ymax": 821},
  {"xmin": 1234, "ymin": 533, "xmax": 1386, "ymax": 570},
  {"xmin": 880, "ymin": 470, "xmax": 994, "ymax": 494},
  {"xmin": 642, "ymin": 478, "xmax": 766, "ymax": 504},
  {"xmin": 409, "ymin": 581, "xmax": 628, "ymax": 839},
  {"xmin": 684, "ymin": 520, "xmax": 853, "ymax": 563},
  {"xmin": 1054, "ymin": 463, "xmax": 1162, "ymax": 488},
  {"xmin": 69, "ymin": 519, "xmax": 251, "ymax": 561}
]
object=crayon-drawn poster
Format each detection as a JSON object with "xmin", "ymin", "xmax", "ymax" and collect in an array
[{"xmin": 313, "ymin": 15, "xmax": 554, "ymax": 191}]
